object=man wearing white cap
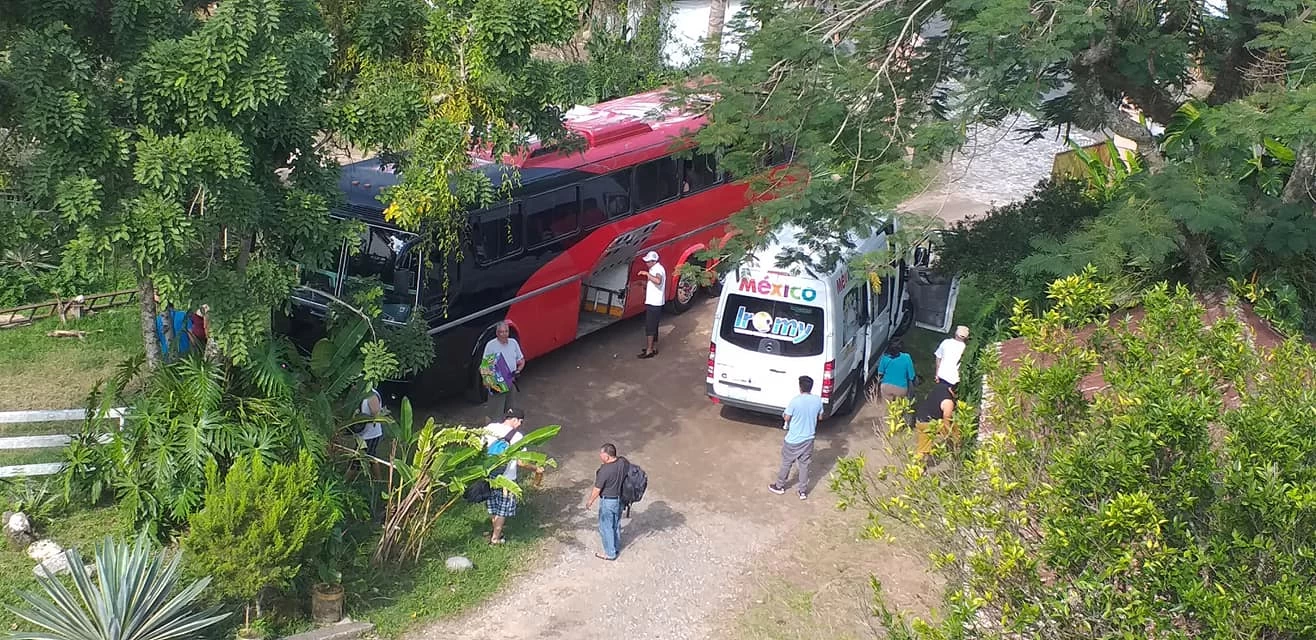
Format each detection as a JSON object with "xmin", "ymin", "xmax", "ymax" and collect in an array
[
  {"xmin": 934, "ymin": 325, "xmax": 970, "ymax": 389},
  {"xmin": 636, "ymin": 250, "xmax": 665, "ymax": 358}
]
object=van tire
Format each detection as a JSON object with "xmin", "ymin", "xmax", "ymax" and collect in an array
[{"xmin": 894, "ymin": 298, "xmax": 917, "ymax": 336}]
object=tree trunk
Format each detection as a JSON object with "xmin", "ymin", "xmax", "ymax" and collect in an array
[
  {"xmin": 705, "ymin": 0, "xmax": 727, "ymax": 60},
  {"xmin": 1282, "ymin": 143, "xmax": 1315, "ymax": 205},
  {"xmin": 138, "ymin": 277, "xmax": 162, "ymax": 370}
]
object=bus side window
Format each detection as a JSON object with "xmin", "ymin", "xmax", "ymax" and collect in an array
[
  {"xmin": 633, "ymin": 157, "xmax": 681, "ymax": 210},
  {"xmin": 683, "ymin": 152, "xmax": 721, "ymax": 194},
  {"xmin": 602, "ymin": 169, "xmax": 633, "ymax": 220},
  {"xmin": 474, "ymin": 203, "xmax": 524, "ymax": 265},
  {"xmin": 525, "ymin": 186, "xmax": 580, "ymax": 249}
]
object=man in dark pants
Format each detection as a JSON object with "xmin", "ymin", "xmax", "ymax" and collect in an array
[
  {"xmin": 637, "ymin": 250, "xmax": 665, "ymax": 359},
  {"xmin": 586, "ymin": 443, "xmax": 626, "ymax": 560}
]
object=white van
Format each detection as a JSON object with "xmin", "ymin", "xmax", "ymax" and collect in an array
[{"xmin": 706, "ymin": 222, "xmax": 957, "ymax": 418}]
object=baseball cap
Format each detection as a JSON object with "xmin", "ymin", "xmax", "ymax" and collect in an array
[
  {"xmin": 642, "ymin": 250, "xmax": 659, "ymax": 263},
  {"xmin": 504, "ymin": 408, "xmax": 526, "ymax": 420},
  {"xmin": 955, "ymin": 325, "xmax": 970, "ymax": 339}
]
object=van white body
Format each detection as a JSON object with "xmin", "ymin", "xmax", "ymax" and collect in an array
[{"xmin": 706, "ymin": 223, "xmax": 955, "ymax": 418}]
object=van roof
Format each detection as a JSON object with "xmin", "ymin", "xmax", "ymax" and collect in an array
[{"xmin": 740, "ymin": 222, "xmax": 888, "ymax": 280}]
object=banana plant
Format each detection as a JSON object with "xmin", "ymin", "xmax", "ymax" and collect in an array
[{"xmin": 7, "ymin": 533, "xmax": 229, "ymax": 640}]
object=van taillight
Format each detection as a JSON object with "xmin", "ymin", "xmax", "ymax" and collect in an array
[
  {"xmin": 821, "ymin": 360, "xmax": 835, "ymax": 400},
  {"xmin": 706, "ymin": 342, "xmax": 716, "ymax": 382}
]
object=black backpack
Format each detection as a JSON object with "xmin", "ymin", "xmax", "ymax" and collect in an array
[{"xmin": 619, "ymin": 457, "xmax": 648, "ymax": 508}]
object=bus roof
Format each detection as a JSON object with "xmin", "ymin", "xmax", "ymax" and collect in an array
[{"xmin": 337, "ymin": 88, "xmax": 708, "ymax": 215}]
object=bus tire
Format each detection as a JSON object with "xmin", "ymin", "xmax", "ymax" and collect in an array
[{"xmin": 667, "ymin": 258, "xmax": 703, "ymax": 315}]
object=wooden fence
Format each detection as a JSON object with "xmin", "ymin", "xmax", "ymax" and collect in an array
[
  {"xmin": 0, "ymin": 408, "xmax": 126, "ymax": 479},
  {"xmin": 0, "ymin": 289, "xmax": 138, "ymax": 329}
]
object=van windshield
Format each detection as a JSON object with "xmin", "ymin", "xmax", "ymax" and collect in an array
[{"xmin": 719, "ymin": 294, "xmax": 825, "ymax": 357}]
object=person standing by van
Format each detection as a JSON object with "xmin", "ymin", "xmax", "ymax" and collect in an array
[
  {"xmin": 637, "ymin": 251, "xmax": 666, "ymax": 359},
  {"xmin": 480, "ymin": 321, "xmax": 524, "ymax": 419},
  {"xmin": 914, "ymin": 382, "xmax": 957, "ymax": 461},
  {"xmin": 877, "ymin": 340, "xmax": 916, "ymax": 402},
  {"xmin": 934, "ymin": 325, "xmax": 970, "ymax": 389},
  {"xmin": 769, "ymin": 376, "xmax": 825, "ymax": 500}
]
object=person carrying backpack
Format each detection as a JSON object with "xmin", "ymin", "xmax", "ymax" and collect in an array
[
  {"xmin": 481, "ymin": 408, "xmax": 543, "ymax": 545},
  {"xmin": 586, "ymin": 443, "xmax": 648, "ymax": 561}
]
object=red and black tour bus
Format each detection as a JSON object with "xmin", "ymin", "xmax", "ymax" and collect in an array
[{"xmin": 284, "ymin": 89, "xmax": 768, "ymax": 402}]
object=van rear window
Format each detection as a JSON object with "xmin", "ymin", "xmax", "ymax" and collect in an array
[{"xmin": 719, "ymin": 294, "xmax": 824, "ymax": 357}]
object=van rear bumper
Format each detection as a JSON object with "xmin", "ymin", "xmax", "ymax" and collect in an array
[{"xmin": 707, "ymin": 383, "xmax": 841, "ymax": 419}]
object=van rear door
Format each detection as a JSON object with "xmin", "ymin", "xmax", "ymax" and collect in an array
[
  {"xmin": 908, "ymin": 233, "xmax": 960, "ymax": 333},
  {"xmin": 711, "ymin": 292, "xmax": 827, "ymax": 411}
]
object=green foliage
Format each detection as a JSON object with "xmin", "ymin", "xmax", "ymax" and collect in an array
[
  {"xmin": 7, "ymin": 533, "xmax": 229, "ymax": 640},
  {"xmin": 837, "ymin": 272, "xmax": 1316, "ymax": 638},
  {"xmin": 375, "ymin": 407, "xmax": 560, "ymax": 564},
  {"xmin": 941, "ymin": 180, "xmax": 1105, "ymax": 303},
  {"xmin": 182, "ymin": 452, "xmax": 338, "ymax": 609},
  {"xmin": 2, "ymin": 0, "xmax": 345, "ymax": 365}
]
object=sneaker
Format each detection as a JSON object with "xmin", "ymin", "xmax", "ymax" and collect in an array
[
  {"xmin": 798, "ymin": 490, "xmax": 808, "ymax": 500},
  {"xmin": 767, "ymin": 484, "xmax": 786, "ymax": 495}
]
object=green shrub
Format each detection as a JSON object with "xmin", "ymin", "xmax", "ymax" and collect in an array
[
  {"xmin": 181, "ymin": 452, "xmax": 338, "ymax": 616},
  {"xmin": 941, "ymin": 179, "xmax": 1104, "ymax": 302}
]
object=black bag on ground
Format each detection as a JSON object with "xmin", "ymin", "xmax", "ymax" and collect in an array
[
  {"xmin": 463, "ymin": 479, "xmax": 492, "ymax": 503},
  {"xmin": 619, "ymin": 457, "xmax": 648, "ymax": 507}
]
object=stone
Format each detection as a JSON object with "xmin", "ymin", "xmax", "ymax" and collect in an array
[
  {"xmin": 26, "ymin": 539, "xmax": 63, "ymax": 563},
  {"xmin": 4, "ymin": 512, "xmax": 36, "ymax": 549},
  {"xmin": 444, "ymin": 556, "xmax": 473, "ymax": 572},
  {"xmin": 277, "ymin": 621, "xmax": 374, "ymax": 640},
  {"xmin": 33, "ymin": 553, "xmax": 71, "ymax": 578}
]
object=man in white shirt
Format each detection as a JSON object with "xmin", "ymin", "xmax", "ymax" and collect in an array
[
  {"xmin": 480, "ymin": 321, "xmax": 525, "ymax": 419},
  {"xmin": 482, "ymin": 408, "xmax": 542, "ymax": 545},
  {"xmin": 934, "ymin": 325, "xmax": 970, "ymax": 389},
  {"xmin": 636, "ymin": 250, "xmax": 666, "ymax": 359}
]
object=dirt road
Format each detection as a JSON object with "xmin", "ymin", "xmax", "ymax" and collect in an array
[{"xmin": 408, "ymin": 297, "xmax": 918, "ymax": 640}]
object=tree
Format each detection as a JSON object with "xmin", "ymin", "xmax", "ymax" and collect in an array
[
  {"xmin": 182, "ymin": 452, "xmax": 337, "ymax": 619},
  {"xmin": 0, "ymin": 0, "xmax": 346, "ymax": 367},
  {"xmin": 326, "ymin": 0, "xmax": 587, "ymax": 289},
  {"xmin": 696, "ymin": 0, "xmax": 1316, "ymax": 314},
  {"xmin": 705, "ymin": 0, "xmax": 727, "ymax": 59},
  {"xmin": 834, "ymin": 272, "xmax": 1316, "ymax": 638}
]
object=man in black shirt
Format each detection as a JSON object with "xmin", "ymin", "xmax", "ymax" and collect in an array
[
  {"xmin": 915, "ymin": 382, "xmax": 957, "ymax": 461},
  {"xmin": 586, "ymin": 443, "xmax": 625, "ymax": 560}
]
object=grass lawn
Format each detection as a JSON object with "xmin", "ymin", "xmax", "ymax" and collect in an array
[
  {"xmin": 0, "ymin": 308, "xmax": 140, "ymax": 411},
  {"xmin": 0, "ymin": 505, "xmax": 132, "ymax": 635},
  {"xmin": 347, "ymin": 498, "xmax": 545, "ymax": 637}
]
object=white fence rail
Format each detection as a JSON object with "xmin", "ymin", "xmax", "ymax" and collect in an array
[{"xmin": 0, "ymin": 408, "xmax": 126, "ymax": 479}]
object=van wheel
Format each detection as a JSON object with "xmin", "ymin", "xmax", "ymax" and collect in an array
[{"xmin": 894, "ymin": 298, "xmax": 917, "ymax": 336}]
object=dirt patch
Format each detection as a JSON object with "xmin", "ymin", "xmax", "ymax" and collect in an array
[{"xmin": 402, "ymin": 297, "xmax": 938, "ymax": 640}]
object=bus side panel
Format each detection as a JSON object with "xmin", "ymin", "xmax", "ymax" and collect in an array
[{"xmin": 503, "ymin": 280, "xmax": 584, "ymax": 359}]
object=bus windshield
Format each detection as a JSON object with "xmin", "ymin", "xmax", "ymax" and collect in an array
[{"xmin": 342, "ymin": 226, "xmax": 420, "ymax": 323}]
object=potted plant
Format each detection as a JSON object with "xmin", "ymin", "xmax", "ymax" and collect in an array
[{"xmin": 311, "ymin": 526, "xmax": 348, "ymax": 624}]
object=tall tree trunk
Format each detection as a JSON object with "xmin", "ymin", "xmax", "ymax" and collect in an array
[
  {"xmin": 705, "ymin": 0, "xmax": 727, "ymax": 60},
  {"xmin": 1282, "ymin": 143, "xmax": 1315, "ymax": 205},
  {"xmin": 138, "ymin": 277, "xmax": 162, "ymax": 370}
]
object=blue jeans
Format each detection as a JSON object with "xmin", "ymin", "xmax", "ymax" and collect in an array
[{"xmin": 598, "ymin": 497, "xmax": 622, "ymax": 559}]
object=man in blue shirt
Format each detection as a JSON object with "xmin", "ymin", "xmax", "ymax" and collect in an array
[
  {"xmin": 769, "ymin": 375, "xmax": 825, "ymax": 500},
  {"xmin": 877, "ymin": 340, "xmax": 916, "ymax": 402}
]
